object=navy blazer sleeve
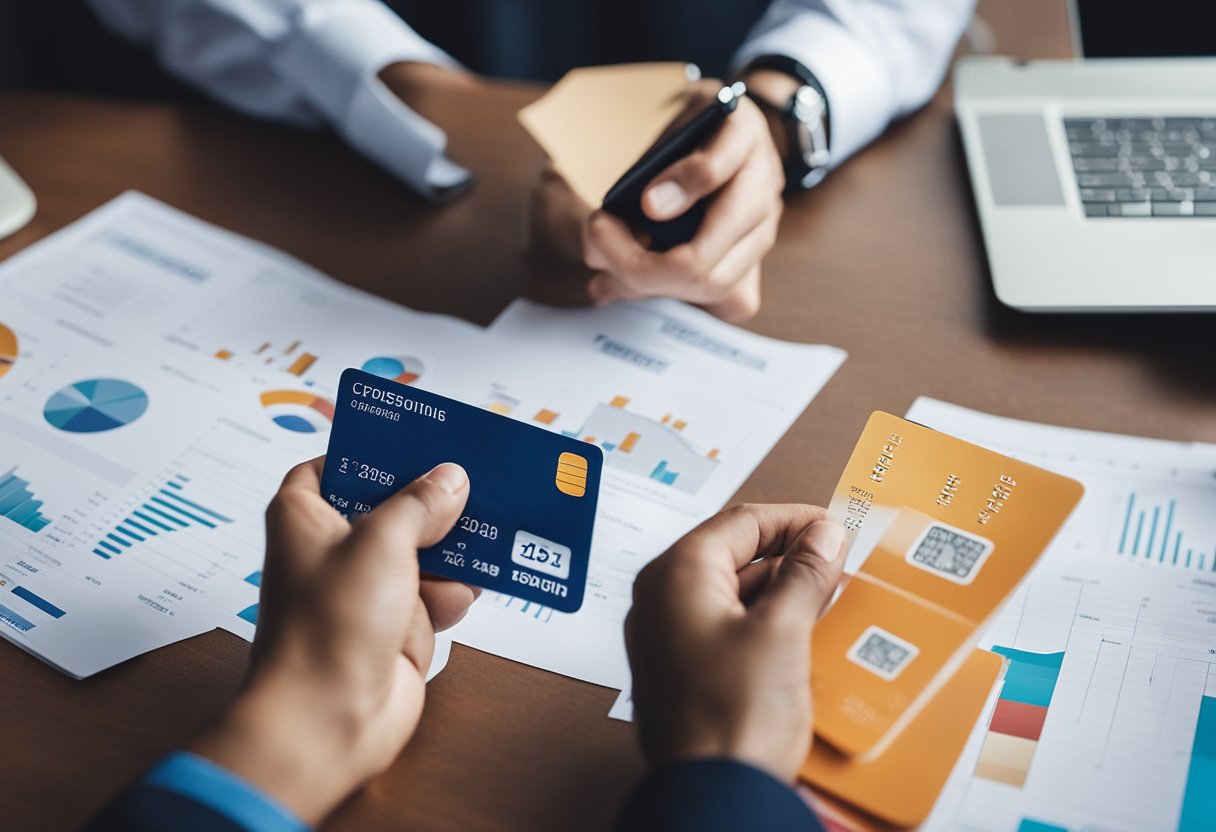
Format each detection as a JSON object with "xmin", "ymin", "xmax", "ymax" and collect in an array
[
  {"xmin": 83, "ymin": 785, "xmax": 249, "ymax": 832},
  {"xmin": 80, "ymin": 752, "xmax": 308, "ymax": 832},
  {"xmin": 616, "ymin": 759, "xmax": 824, "ymax": 831}
]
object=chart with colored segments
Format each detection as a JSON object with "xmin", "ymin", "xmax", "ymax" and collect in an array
[
  {"xmin": 361, "ymin": 355, "xmax": 425, "ymax": 385},
  {"xmin": 0, "ymin": 322, "xmax": 16, "ymax": 380},
  {"xmin": 43, "ymin": 378, "xmax": 149, "ymax": 433},
  {"xmin": 924, "ymin": 567, "xmax": 1216, "ymax": 832},
  {"xmin": 259, "ymin": 389, "xmax": 335, "ymax": 434}
]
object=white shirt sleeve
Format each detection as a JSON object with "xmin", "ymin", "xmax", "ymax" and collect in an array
[
  {"xmin": 88, "ymin": 0, "xmax": 471, "ymax": 199},
  {"xmin": 733, "ymin": 0, "xmax": 976, "ymax": 167}
]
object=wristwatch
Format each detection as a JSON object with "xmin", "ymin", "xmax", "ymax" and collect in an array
[{"xmin": 740, "ymin": 55, "xmax": 831, "ymax": 191}]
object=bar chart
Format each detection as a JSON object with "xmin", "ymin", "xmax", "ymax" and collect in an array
[
  {"xmin": 91, "ymin": 474, "xmax": 233, "ymax": 559},
  {"xmin": 0, "ymin": 467, "xmax": 53, "ymax": 532},
  {"xmin": 1115, "ymin": 491, "xmax": 1215, "ymax": 571},
  {"xmin": 536, "ymin": 394, "xmax": 720, "ymax": 496},
  {"xmin": 975, "ymin": 647, "xmax": 1065, "ymax": 786},
  {"xmin": 1180, "ymin": 695, "xmax": 1216, "ymax": 832},
  {"xmin": 215, "ymin": 338, "xmax": 320, "ymax": 379}
]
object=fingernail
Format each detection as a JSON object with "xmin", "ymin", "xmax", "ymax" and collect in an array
[
  {"xmin": 425, "ymin": 463, "xmax": 467, "ymax": 494},
  {"xmin": 806, "ymin": 521, "xmax": 846, "ymax": 563},
  {"xmin": 646, "ymin": 181, "xmax": 687, "ymax": 217}
]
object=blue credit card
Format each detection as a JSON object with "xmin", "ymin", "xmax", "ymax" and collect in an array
[{"xmin": 319, "ymin": 369, "xmax": 602, "ymax": 613}]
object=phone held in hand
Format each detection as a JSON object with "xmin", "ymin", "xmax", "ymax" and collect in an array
[{"xmin": 602, "ymin": 82, "xmax": 745, "ymax": 252}]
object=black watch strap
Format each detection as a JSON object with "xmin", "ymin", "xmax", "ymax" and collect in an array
[{"xmin": 738, "ymin": 55, "xmax": 831, "ymax": 192}]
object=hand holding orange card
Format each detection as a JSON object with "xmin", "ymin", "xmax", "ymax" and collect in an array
[{"xmin": 809, "ymin": 412, "xmax": 1083, "ymax": 758}]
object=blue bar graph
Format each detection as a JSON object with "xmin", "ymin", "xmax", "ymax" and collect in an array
[
  {"xmin": 237, "ymin": 604, "xmax": 259, "ymax": 625},
  {"xmin": 1180, "ymin": 696, "xmax": 1216, "ymax": 831},
  {"xmin": 10, "ymin": 585, "xmax": 65, "ymax": 619},
  {"xmin": 93, "ymin": 474, "xmax": 232, "ymax": 558},
  {"xmin": 1018, "ymin": 820, "xmax": 1068, "ymax": 832},
  {"xmin": 0, "ymin": 603, "xmax": 35, "ymax": 633},
  {"xmin": 0, "ymin": 467, "xmax": 52, "ymax": 532},
  {"xmin": 650, "ymin": 460, "xmax": 679, "ymax": 486},
  {"xmin": 1117, "ymin": 493, "xmax": 1214, "ymax": 572}
]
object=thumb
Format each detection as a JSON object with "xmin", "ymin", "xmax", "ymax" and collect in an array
[
  {"xmin": 346, "ymin": 463, "xmax": 470, "ymax": 565},
  {"xmin": 758, "ymin": 520, "xmax": 847, "ymax": 630}
]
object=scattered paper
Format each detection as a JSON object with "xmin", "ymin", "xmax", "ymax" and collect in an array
[
  {"xmin": 447, "ymin": 299, "xmax": 845, "ymax": 691},
  {"xmin": 905, "ymin": 400, "xmax": 1216, "ymax": 832},
  {"xmin": 0, "ymin": 193, "xmax": 844, "ymax": 683}
]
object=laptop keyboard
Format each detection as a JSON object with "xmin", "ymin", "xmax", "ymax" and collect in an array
[{"xmin": 1065, "ymin": 117, "xmax": 1216, "ymax": 217}]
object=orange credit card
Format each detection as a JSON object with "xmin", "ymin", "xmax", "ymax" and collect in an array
[{"xmin": 810, "ymin": 412, "xmax": 1083, "ymax": 762}]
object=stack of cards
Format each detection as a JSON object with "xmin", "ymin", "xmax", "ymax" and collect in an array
[{"xmin": 801, "ymin": 413, "xmax": 1083, "ymax": 826}]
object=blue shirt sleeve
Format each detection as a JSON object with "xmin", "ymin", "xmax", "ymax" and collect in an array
[
  {"xmin": 616, "ymin": 758, "xmax": 824, "ymax": 832},
  {"xmin": 82, "ymin": 751, "xmax": 309, "ymax": 832}
]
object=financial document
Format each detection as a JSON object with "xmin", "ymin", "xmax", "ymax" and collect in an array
[
  {"xmin": 0, "ymin": 192, "xmax": 844, "ymax": 682},
  {"xmin": 907, "ymin": 399, "xmax": 1216, "ymax": 832},
  {"xmin": 446, "ymin": 300, "xmax": 845, "ymax": 690},
  {"xmin": 0, "ymin": 192, "xmax": 484, "ymax": 676}
]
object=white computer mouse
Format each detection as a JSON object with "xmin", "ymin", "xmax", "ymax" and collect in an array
[{"xmin": 0, "ymin": 155, "xmax": 35, "ymax": 240}]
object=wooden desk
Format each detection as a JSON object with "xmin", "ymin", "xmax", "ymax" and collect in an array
[{"xmin": 1, "ymin": 2, "xmax": 1213, "ymax": 829}]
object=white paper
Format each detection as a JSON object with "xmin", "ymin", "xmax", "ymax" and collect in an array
[
  {"xmin": 0, "ymin": 193, "xmax": 845, "ymax": 687},
  {"xmin": 447, "ymin": 299, "xmax": 846, "ymax": 691},
  {"xmin": 0, "ymin": 192, "xmax": 486, "ymax": 677},
  {"xmin": 905, "ymin": 399, "xmax": 1216, "ymax": 832},
  {"xmin": 608, "ymin": 689, "xmax": 634, "ymax": 722}
]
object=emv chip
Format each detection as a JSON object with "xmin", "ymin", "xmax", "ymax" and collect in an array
[{"xmin": 555, "ymin": 452, "xmax": 589, "ymax": 497}]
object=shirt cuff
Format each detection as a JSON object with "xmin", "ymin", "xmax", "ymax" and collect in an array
[
  {"xmin": 141, "ymin": 752, "xmax": 309, "ymax": 832},
  {"xmin": 273, "ymin": 0, "xmax": 472, "ymax": 199},
  {"xmin": 733, "ymin": 12, "xmax": 893, "ymax": 168}
]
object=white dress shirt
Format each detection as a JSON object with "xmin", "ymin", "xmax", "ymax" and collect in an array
[{"xmin": 89, "ymin": 0, "xmax": 975, "ymax": 200}]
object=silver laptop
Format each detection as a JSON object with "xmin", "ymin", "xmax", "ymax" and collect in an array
[{"xmin": 954, "ymin": 0, "xmax": 1216, "ymax": 312}]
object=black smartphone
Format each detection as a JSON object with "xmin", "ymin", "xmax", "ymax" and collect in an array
[{"xmin": 602, "ymin": 81, "xmax": 745, "ymax": 252}]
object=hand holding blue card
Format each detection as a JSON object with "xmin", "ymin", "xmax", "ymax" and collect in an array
[{"xmin": 320, "ymin": 369, "xmax": 603, "ymax": 613}]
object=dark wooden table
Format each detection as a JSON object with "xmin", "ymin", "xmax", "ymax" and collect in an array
[{"xmin": 1, "ymin": 2, "xmax": 1212, "ymax": 829}]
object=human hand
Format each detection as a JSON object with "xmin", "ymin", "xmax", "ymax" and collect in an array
[
  {"xmin": 379, "ymin": 61, "xmax": 481, "ymax": 117},
  {"xmin": 625, "ymin": 504, "xmax": 846, "ymax": 782},
  {"xmin": 190, "ymin": 457, "xmax": 476, "ymax": 825},
  {"xmin": 580, "ymin": 81, "xmax": 786, "ymax": 322}
]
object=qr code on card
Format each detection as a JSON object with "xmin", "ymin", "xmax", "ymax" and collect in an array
[
  {"xmin": 847, "ymin": 626, "xmax": 919, "ymax": 681},
  {"xmin": 904, "ymin": 522, "xmax": 994, "ymax": 585}
]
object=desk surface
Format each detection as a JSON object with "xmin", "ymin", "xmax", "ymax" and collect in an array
[{"xmin": 1, "ymin": 3, "xmax": 1214, "ymax": 830}]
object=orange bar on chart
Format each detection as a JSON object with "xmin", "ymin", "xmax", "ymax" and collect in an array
[
  {"xmin": 619, "ymin": 432, "xmax": 641, "ymax": 453},
  {"xmin": 661, "ymin": 413, "xmax": 672, "ymax": 425},
  {"xmin": 285, "ymin": 339, "xmax": 301, "ymax": 354},
  {"xmin": 534, "ymin": 409, "xmax": 559, "ymax": 425},
  {"xmin": 286, "ymin": 353, "xmax": 318, "ymax": 376},
  {"xmin": 707, "ymin": 448, "xmax": 720, "ymax": 459},
  {"xmin": 214, "ymin": 349, "xmax": 233, "ymax": 361},
  {"xmin": 610, "ymin": 395, "xmax": 630, "ymax": 408},
  {"xmin": 673, "ymin": 419, "xmax": 687, "ymax": 431}
]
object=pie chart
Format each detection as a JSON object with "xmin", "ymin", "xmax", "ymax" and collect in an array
[
  {"xmin": 260, "ymin": 389, "xmax": 335, "ymax": 434},
  {"xmin": 44, "ymin": 379, "xmax": 149, "ymax": 433},
  {"xmin": 361, "ymin": 355, "xmax": 424, "ymax": 385},
  {"xmin": 0, "ymin": 323, "xmax": 16, "ymax": 381}
]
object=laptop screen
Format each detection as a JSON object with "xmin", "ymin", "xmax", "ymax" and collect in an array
[{"xmin": 1075, "ymin": 0, "xmax": 1216, "ymax": 58}]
